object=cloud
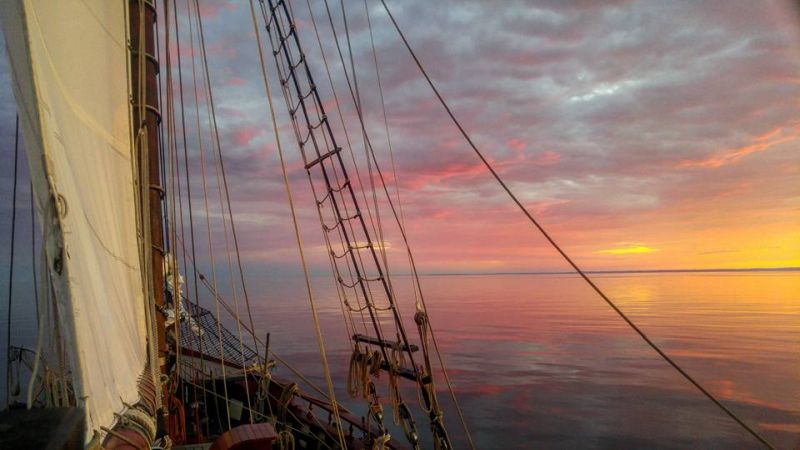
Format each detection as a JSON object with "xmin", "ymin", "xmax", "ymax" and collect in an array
[
  {"xmin": 226, "ymin": 75, "xmax": 247, "ymax": 86},
  {"xmin": 677, "ymin": 126, "xmax": 800, "ymax": 169},
  {"xmin": 0, "ymin": 0, "xmax": 798, "ymax": 273},
  {"xmin": 232, "ymin": 125, "xmax": 262, "ymax": 146}
]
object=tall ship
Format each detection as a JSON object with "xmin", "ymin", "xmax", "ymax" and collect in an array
[
  {"xmin": 0, "ymin": 1, "xmax": 779, "ymax": 449},
  {"xmin": 0, "ymin": 0, "xmax": 474, "ymax": 447}
]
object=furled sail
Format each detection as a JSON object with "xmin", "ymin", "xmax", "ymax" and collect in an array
[{"xmin": 1, "ymin": 0, "xmax": 149, "ymax": 440}]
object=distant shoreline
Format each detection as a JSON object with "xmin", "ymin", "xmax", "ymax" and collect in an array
[{"xmin": 418, "ymin": 267, "xmax": 800, "ymax": 276}]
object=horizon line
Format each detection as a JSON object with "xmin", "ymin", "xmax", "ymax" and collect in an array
[{"xmin": 415, "ymin": 266, "xmax": 800, "ymax": 276}]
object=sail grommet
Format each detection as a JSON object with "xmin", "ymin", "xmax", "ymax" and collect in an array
[{"xmin": 55, "ymin": 193, "xmax": 68, "ymax": 218}]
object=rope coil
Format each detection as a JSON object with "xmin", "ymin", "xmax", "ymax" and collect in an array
[{"xmin": 276, "ymin": 429, "xmax": 295, "ymax": 450}]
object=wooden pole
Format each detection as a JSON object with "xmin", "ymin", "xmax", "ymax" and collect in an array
[
  {"xmin": 129, "ymin": 0, "xmax": 169, "ymax": 385},
  {"xmin": 104, "ymin": 1, "xmax": 169, "ymax": 448}
]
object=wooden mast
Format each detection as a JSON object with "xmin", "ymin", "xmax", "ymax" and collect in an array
[
  {"xmin": 101, "ymin": 1, "xmax": 167, "ymax": 448},
  {"xmin": 129, "ymin": 0, "xmax": 169, "ymax": 386}
]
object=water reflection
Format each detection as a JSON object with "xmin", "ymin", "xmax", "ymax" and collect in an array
[
  {"xmin": 256, "ymin": 272, "xmax": 799, "ymax": 449},
  {"xmin": 1, "ymin": 272, "xmax": 796, "ymax": 448}
]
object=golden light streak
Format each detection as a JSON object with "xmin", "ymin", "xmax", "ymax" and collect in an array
[{"xmin": 597, "ymin": 244, "xmax": 658, "ymax": 255}]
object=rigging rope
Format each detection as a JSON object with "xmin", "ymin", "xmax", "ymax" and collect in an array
[
  {"xmin": 172, "ymin": 230, "xmax": 333, "ymax": 403},
  {"xmin": 304, "ymin": 0, "xmax": 414, "ymax": 368},
  {"xmin": 285, "ymin": 0, "xmax": 393, "ymax": 355},
  {"xmin": 193, "ymin": 0, "xmax": 256, "ymax": 422},
  {"xmin": 22, "ymin": 177, "xmax": 44, "ymax": 407},
  {"xmin": 248, "ymin": 1, "xmax": 347, "ymax": 446},
  {"xmin": 361, "ymin": 0, "xmax": 421, "ymax": 311},
  {"xmin": 340, "ymin": 1, "xmax": 414, "ymax": 432},
  {"xmin": 161, "ymin": 0, "xmax": 188, "ymax": 421},
  {"xmin": 186, "ymin": 0, "xmax": 232, "ymax": 430},
  {"xmin": 27, "ymin": 247, "xmax": 49, "ymax": 409},
  {"xmin": 130, "ymin": 0, "xmax": 167, "ymax": 414},
  {"xmin": 4, "ymin": 114, "xmax": 19, "ymax": 408},
  {"xmin": 339, "ymin": 0, "xmax": 394, "ymax": 299},
  {"xmin": 174, "ymin": 267, "xmax": 342, "ymax": 445},
  {"xmin": 180, "ymin": 374, "xmax": 335, "ymax": 450},
  {"xmin": 260, "ymin": 6, "xmax": 411, "ymax": 440},
  {"xmin": 301, "ymin": 0, "xmax": 389, "ymax": 342},
  {"xmin": 337, "ymin": 0, "xmax": 408, "ymax": 360},
  {"xmin": 29, "ymin": 181, "xmax": 39, "ymax": 374},
  {"xmin": 318, "ymin": 0, "xmax": 422, "ymax": 387},
  {"xmin": 171, "ymin": 0, "xmax": 212, "ymax": 435},
  {"xmin": 316, "ymin": 2, "xmax": 466, "ymax": 447},
  {"xmin": 378, "ymin": 1, "xmax": 775, "ymax": 448},
  {"xmin": 266, "ymin": 1, "xmax": 434, "ymax": 444},
  {"xmin": 283, "ymin": 0, "xmax": 369, "ymax": 354}
]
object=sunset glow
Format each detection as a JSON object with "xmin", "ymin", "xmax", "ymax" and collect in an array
[
  {"xmin": 0, "ymin": 2, "xmax": 798, "ymax": 448},
  {"xmin": 1, "ymin": 1, "xmax": 799, "ymax": 275},
  {"xmin": 597, "ymin": 244, "xmax": 657, "ymax": 255}
]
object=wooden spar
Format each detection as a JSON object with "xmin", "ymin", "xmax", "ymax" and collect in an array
[
  {"xmin": 104, "ymin": 1, "xmax": 167, "ymax": 448},
  {"xmin": 129, "ymin": 0, "xmax": 169, "ymax": 390}
]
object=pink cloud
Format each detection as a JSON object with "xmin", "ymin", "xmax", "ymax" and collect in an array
[
  {"xmin": 321, "ymin": 98, "xmax": 339, "ymax": 114},
  {"xmin": 198, "ymin": 1, "xmax": 237, "ymax": 19},
  {"xmin": 507, "ymin": 138, "xmax": 526, "ymax": 151},
  {"xmin": 233, "ymin": 126, "xmax": 262, "ymax": 146},
  {"xmin": 207, "ymin": 42, "xmax": 237, "ymax": 59},
  {"xmin": 124, "ymin": 1, "xmax": 800, "ymax": 274},
  {"xmin": 533, "ymin": 151, "xmax": 560, "ymax": 166},
  {"xmin": 531, "ymin": 198, "xmax": 570, "ymax": 215},
  {"xmin": 402, "ymin": 160, "xmax": 487, "ymax": 191},
  {"xmin": 227, "ymin": 76, "xmax": 247, "ymax": 86},
  {"xmin": 677, "ymin": 126, "xmax": 799, "ymax": 169}
]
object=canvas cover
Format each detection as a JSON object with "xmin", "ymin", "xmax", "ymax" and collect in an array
[{"xmin": 1, "ymin": 0, "xmax": 149, "ymax": 439}]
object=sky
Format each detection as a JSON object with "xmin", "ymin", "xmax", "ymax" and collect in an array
[{"xmin": 1, "ymin": 0, "xmax": 799, "ymax": 277}]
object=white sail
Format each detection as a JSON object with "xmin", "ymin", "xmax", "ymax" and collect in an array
[{"xmin": 1, "ymin": 0, "xmax": 149, "ymax": 439}]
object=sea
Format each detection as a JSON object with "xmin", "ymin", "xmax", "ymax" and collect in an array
[
  {"xmin": 1, "ymin": 271, "xmax": 798, "ymax": 449},
  {"xmin": 248, "ymin": 271, "xmax": 800, "ymax": 449}
]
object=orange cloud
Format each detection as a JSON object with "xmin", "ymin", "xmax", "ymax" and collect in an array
[{"xmin": 678, "ymin": 126, "xmax": 798, "ymax": 169}]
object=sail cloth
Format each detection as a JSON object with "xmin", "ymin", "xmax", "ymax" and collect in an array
[{"xmin": 1, "ymin": 0, "xmax": 149, "ymax": 440}]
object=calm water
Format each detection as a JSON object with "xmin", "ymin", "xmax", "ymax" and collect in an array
[
  {"xmin": 1, "ymin": 272, "xmax": 798, "ymax": 448},
  {"xmin": 248, "ymin": 272, "xmax": 800, "ymax": 449}
]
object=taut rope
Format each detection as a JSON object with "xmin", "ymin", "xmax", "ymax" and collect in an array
[{"xmin": 379, "ymin": 1, "xmax": 775, "ymax": 447}]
